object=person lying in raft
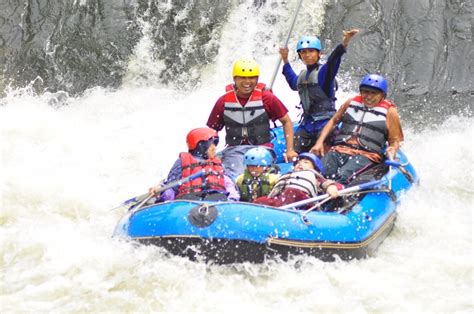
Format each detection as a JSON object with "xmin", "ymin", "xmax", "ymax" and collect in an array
[
  {"xmin": 253, "ymin": 152, "xmax": 342, "ymax": 208},
  {"xmin": 235, "ymin": 147, "xmax": 280, "ymax": 202},
  {"xmin": 148, "ymin": 127, "xmax": 240, "ymax": 202}
]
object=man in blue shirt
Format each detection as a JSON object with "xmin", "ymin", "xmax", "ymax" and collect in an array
[{"xmin": 279, "ymin": 29, "xmax": 359, "ymax": 154}]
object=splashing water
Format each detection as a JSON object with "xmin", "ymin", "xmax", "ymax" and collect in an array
[{"xmin": 1, "ymin": 0, "xmax": 472, "ymax": 312}]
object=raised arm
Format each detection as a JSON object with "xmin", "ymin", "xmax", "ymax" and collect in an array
[{"xmin": 342, "ymin": 29, "xmax": 359, "ymax": 48}]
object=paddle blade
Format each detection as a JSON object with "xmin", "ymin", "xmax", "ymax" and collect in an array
[{"xmin": 110, "ymin": 192, "xmax": 149, "ymax": 211}]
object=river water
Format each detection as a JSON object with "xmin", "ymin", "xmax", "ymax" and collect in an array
[{"xmin": 1, "ymin": 1, "xmax": 472, "ymax": 312}]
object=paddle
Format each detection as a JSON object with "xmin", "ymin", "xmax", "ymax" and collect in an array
[
  {"xmin": 302, "ymin": 195, "xmax": 333, "ymax": 215},
  {"xmin": 298, "ymin": 160, "xmax": 406, "ymax": 215},
  {"xmin": 279, "ymin": 179, "xmax": 384, "ymax": 210},
  {"xmin": 384, "ymin": 160, "xmax": 405, "ymax": 168},
  {"xmin": 111, "ymin": 170, "xmax": 208, "ymax": 212},
  {"xmin": 384, "ymin": 159, "xmax": 415, "ymax": 183},
  {"xmin": 110, "ymin": 193, "xmax": 150, "ymax": 211},
  {"xmin": 279, "ymin": 158, "xmax": 415, "ymax": 211},
  {"xmin": 385, "ymin": 153, "xmax": 394, "ymax": 190},
  {"xmin": 267, "ymin": 0, "xmax": 304, "ymax": 90}
]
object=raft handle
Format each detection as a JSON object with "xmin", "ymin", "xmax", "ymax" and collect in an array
[{"xmin": 198, "ymin": 205, "xmax": 209, "ymax": 215}]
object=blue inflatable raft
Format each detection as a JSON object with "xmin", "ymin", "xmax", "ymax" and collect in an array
[{"xmin": 113, "ymin": 125, "xmax": 419, "ymax": 263}]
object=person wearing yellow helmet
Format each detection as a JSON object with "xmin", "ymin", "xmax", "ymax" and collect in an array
[
  {"xmin": 278, "ymin": 29, "xmax": 359, "ymax": 154},
  {"xmin": 232, "ymin": 58, "xmax": 260, "ymax": 77},
  {"xmin": 207, "ymin": 57, "xmax": 298, "ymax": 180}
]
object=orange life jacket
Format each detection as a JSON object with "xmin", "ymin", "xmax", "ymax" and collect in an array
[{"xmin": 177, "ymin": 152, "xmax": 226, "ymax": 197}]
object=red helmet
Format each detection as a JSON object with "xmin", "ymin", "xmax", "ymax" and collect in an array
[{"xmin": 186, "ymin": 127, "xmax": 219, "ymax": 150}]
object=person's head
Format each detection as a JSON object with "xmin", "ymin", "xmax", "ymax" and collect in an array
[
  {"xmin": 186, "ymin": 127, "xmax": 219, "ymax": 159},
  {"xmin": 296, "ymin": 36, "xmax": 322, "ymax": 66},
  {"xmin": 359, "ymin": 74, "xmax": 388, "ymax": 107},
  {"xmin": 293, "ymin": 152, "xmax": 324, "ymax": 172},
  {"xmin": 243, "ymin": 147, "xmax": 273, "ymax": 177},
  {"xmin": 232, "ymin": 58, "xmax": 260, "ymax": 98}
]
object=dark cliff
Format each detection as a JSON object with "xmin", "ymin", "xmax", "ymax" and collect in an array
[
  {"xmin": 1, "ymin": 0, "xmax": 472, "ymax": 123},
  {"xmin": 321, "ymin": 0, "xmax": 473, "ymax": 124}
]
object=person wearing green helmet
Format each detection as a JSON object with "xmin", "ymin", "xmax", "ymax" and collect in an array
[
  {"xmin": 279, "ymin": 29, "xmax": 359, "ymax": 154},
  {"xmin": 207, "ymin": 58, "xmax": 298, "ymax": 180}
]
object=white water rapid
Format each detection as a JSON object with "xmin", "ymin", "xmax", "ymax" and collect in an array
[{"xmin": 1, "ymin": 1, "xmax": 472, "ymax": 312}]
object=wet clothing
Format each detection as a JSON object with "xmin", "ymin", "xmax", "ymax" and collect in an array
[
  {"xmin": 207, "ymin": 83, "xmax": 289, "ymax": 179},
  {"xmin": 217, "ymin": 145, "xmax": 276, "ymax": 181},
  {"xmin": 163, "ymin": 154, "xmax": 240, "ymax": 201},
  {"xmin": 296, "ymin": 68, "xmax": 336, "ymax": 122},
  {"xmin": 253, "ymin": 188, "xmax": 310, "ymax": 208},
  {"xmin": 329, "ymin": 96, "xmax": 403, "ymax": 162},
  {"xmin": 177, "ymin": 152, "xmax": 225, "ymax": 197},
  {"xmin": 207, "ymin": 84, "xmax": 289, "ymax": 141},
  {"xmin": 334, "ymin": 95, "xmax": 394, "ymax": 154},
  {"xmin": 253, "ymin": 169, "xmax": 341, "ymax": 208},
  {"xmin": 322, "ymin": 151, "xmax": 373, "ymax": 184},
  {"xmin": 322, "ymin": 96, "xmax": 404, "ymax": 184},
  {"xmin": 222, "ymin": 83, "xmax": 271, "ymax": 146},
  {"xmin": 282, "ymin": 44, "xmax": 347, "ymax": 152},
  {"xmin": 235, "ymin": 169, "xmax": 279, "ymax": 202},
  {"xmin": 292, "ymin": 121, "xmax": 329, "ymax": 154},
  {"xmin": 272, "ymin": 170, "xmax": 321, "ymax": 197}
]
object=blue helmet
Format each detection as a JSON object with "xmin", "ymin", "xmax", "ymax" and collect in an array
[
  {"xmin": 359, "ymin": 74, "xmax": 388, "ymax": 96},
  {"xmin": 295, "ymin": 152, "xmax": 324, "ymax": 172},
  {"xmin": 244, "ymin": 147, "xmax": 274, "ymax": 167},
  {"xmin": 296, "ymin": 36, "xmax": 322, "ymax": 52}
]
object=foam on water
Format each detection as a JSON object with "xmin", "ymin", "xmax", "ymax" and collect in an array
[
  {"xmin": 2, "ymin": 80, "xmax": 472, "ymax": 313},
  {"xmin": 1, "ymin": 0, "xmax": 472, "ymax": 312}
]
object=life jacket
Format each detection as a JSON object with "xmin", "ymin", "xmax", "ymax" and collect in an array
[
  {"xmin": 223, "ymin": 82, "xmax": 271, "ymax": 145},
  {"xmin": 177, "ymin": 152, "xmax": 226, "ymax": 197},
  {"xmin": 238, "ymin": 169, "xmax": 273, "ymax": 202},
  {"xmin": 296, "ymin": 69, "xmax": 336, "ymax": 121},
  {"xmin": 334, "ymin": 95, "xmax": 395, "ymax": 154},
  {"xmin": 271, "ymin": 170, "xmax": 319, "ymax": 198}
]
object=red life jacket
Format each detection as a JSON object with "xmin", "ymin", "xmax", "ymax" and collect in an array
[{"xmin": 177, "ymin": 152, "xmax": 226, "ymax": 197}]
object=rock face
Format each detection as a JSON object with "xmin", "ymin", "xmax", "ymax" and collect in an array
[
  {"xmin": 0, "ymin": 0, "xmax": 230, "ymax": 95},
  {"xmin": 321, "ymin": 0, "xmax": 473, "ymax": 103},
  {"xmin": 0, "ymin": 0, "xmax": 141, "ymax": 94},
  {"xmin": 1, "ymin": 0, "xmax": 472, "ymax": 119}
]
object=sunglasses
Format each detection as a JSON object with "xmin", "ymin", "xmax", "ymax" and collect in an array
[{"xmin": 209, "ymin": 136, "xmax": 219, "ymax": 146}]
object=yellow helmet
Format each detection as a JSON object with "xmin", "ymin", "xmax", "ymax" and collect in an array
[{"xmin": 232, "ymin": 58, "xmax": 260, "ymax": 77}]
